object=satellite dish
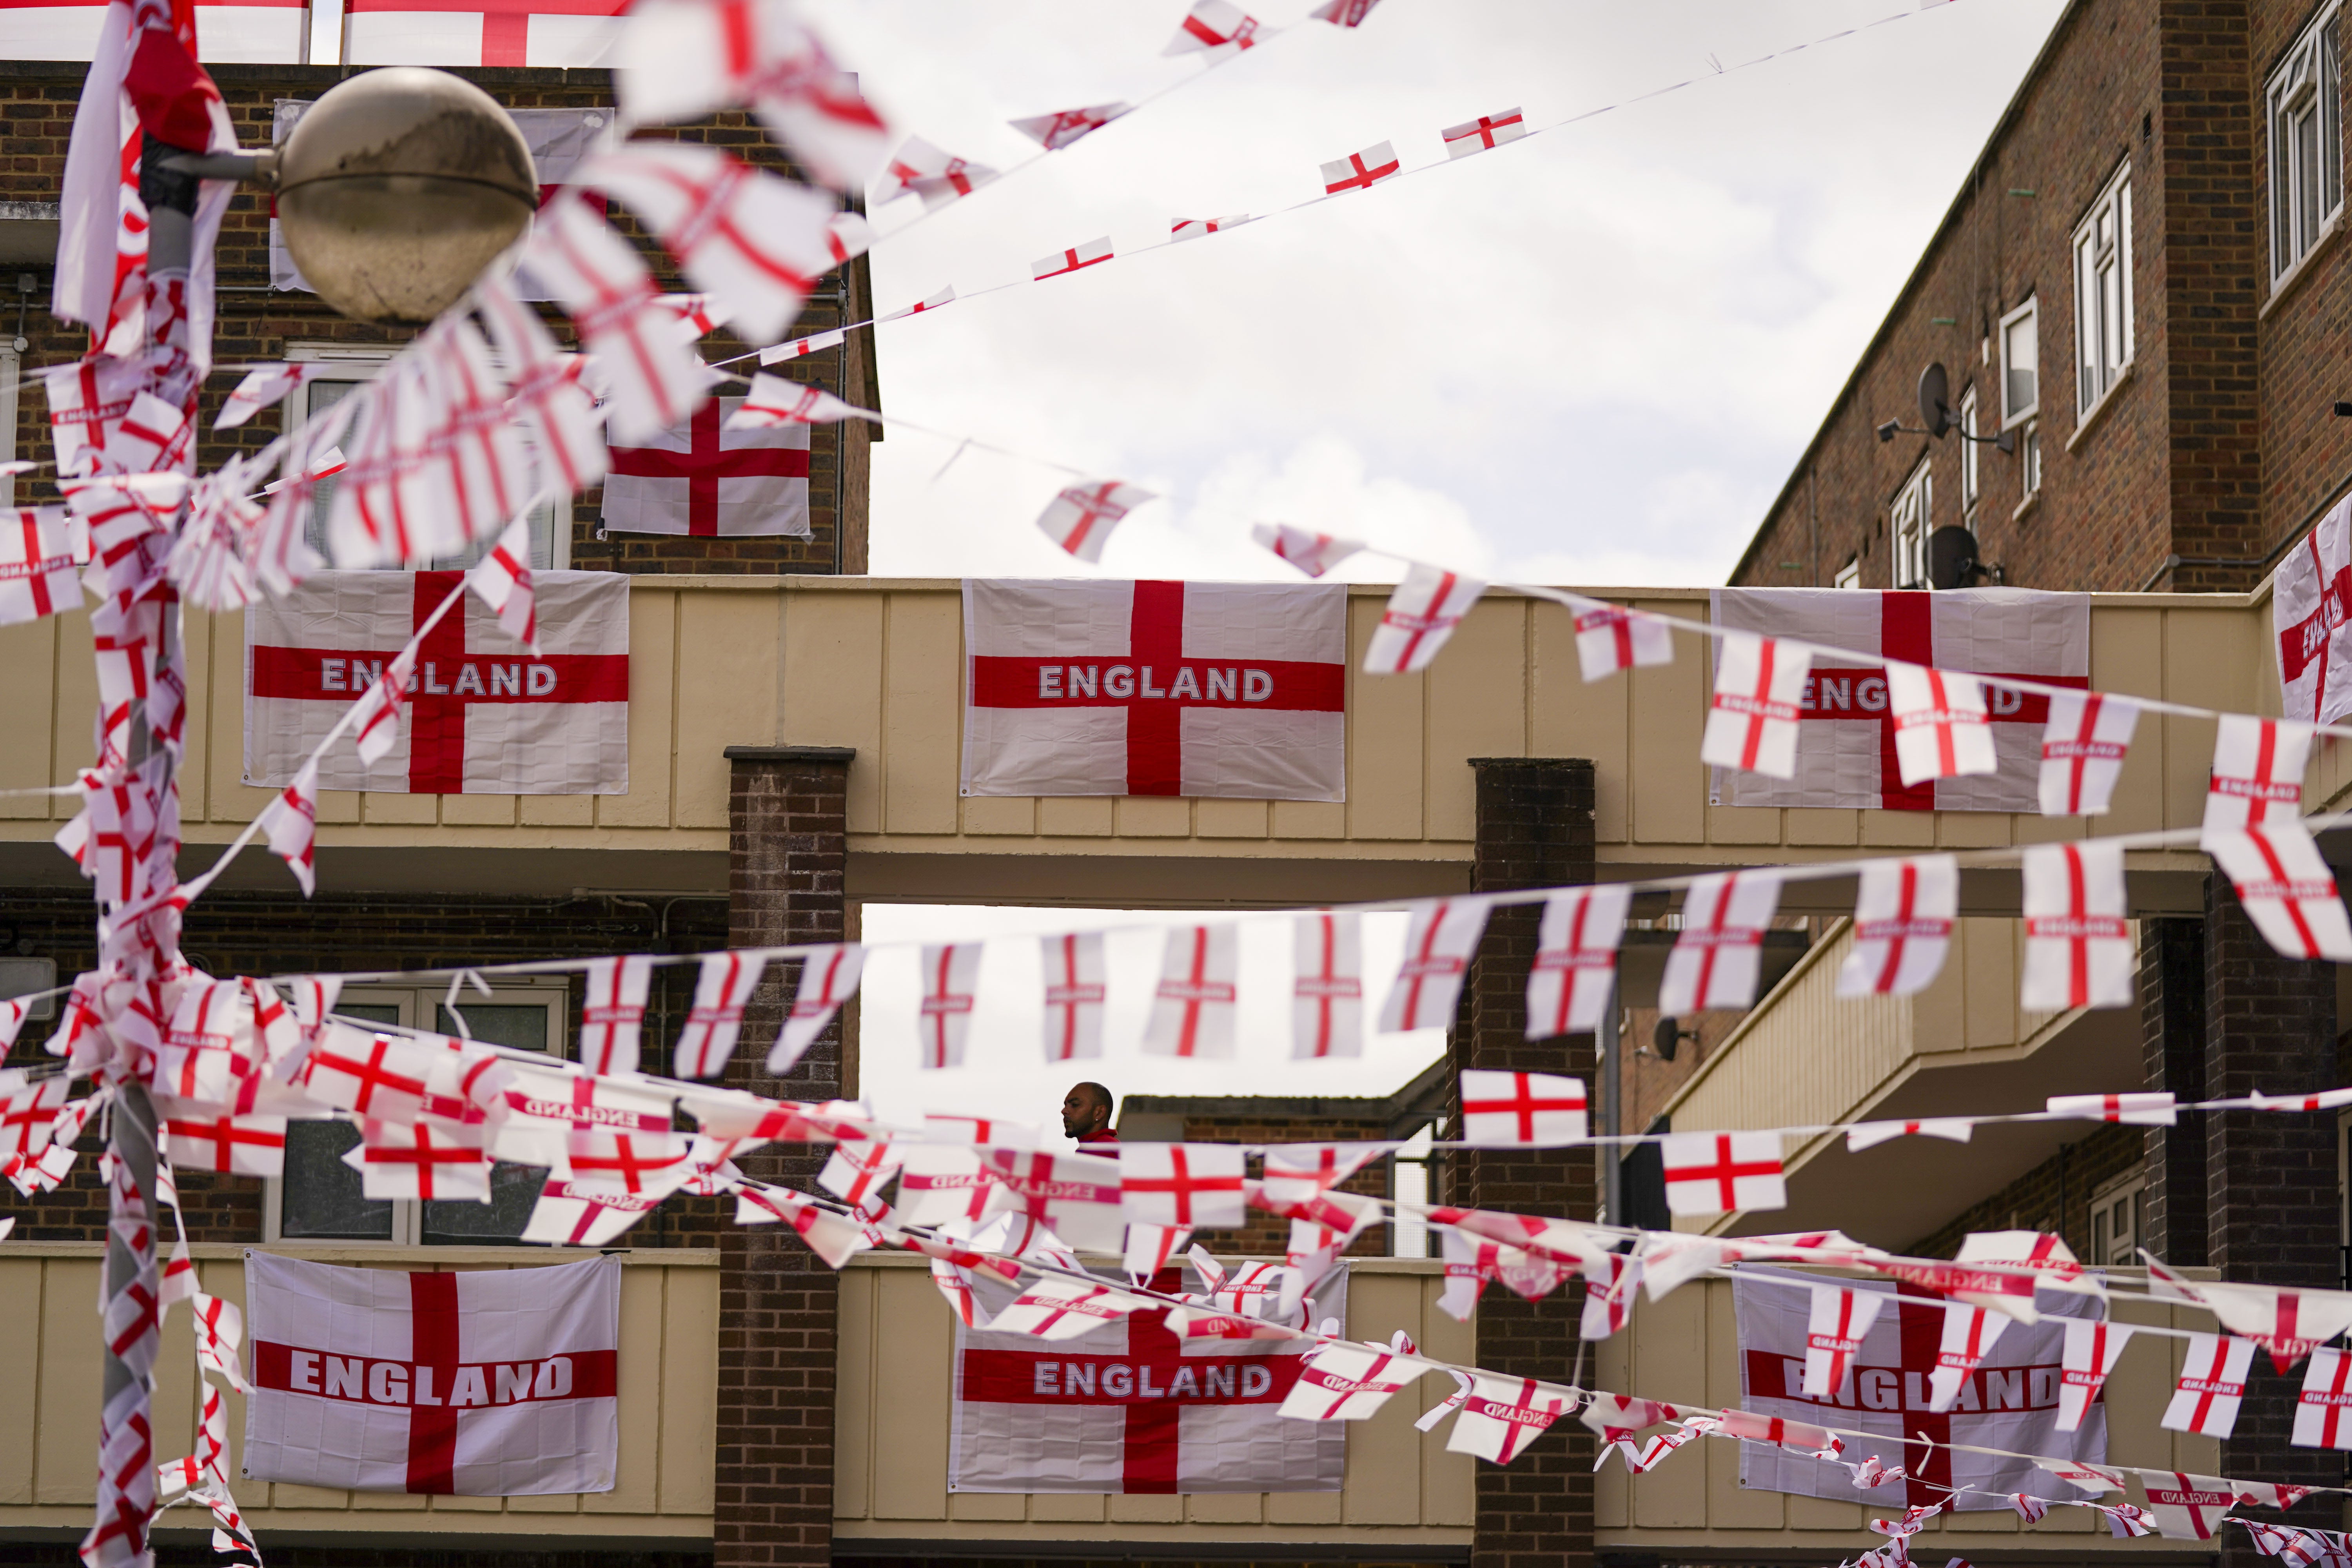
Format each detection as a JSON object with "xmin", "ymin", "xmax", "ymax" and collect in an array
[
  {"xmin": 1917, "ymin": 362, "xmax": 1952, "ymax": 438},
  {"xmin": 1928, "ymin": 526, "xmax": 1980, "ymax": 590},
  {"xmin": 1651, "ymin": 1016, "xmax": 1682, "ymax": 1063}
]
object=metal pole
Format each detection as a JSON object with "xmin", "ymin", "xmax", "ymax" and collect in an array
[{"xmin": 1599, "ymin": 978, "xmax": 1622, "ymax": 1226}]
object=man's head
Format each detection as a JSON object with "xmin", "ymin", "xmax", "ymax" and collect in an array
[{"xmin": 1061, "ymin": 1082, "xmax": 1113, "ymax": 1140}]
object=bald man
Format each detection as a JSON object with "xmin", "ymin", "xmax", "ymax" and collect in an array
[{"xmin": 1061, "ymin": 1082, "xmax": 1117, "ymax": 1146}]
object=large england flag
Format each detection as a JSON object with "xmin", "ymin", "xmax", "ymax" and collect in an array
[
  {"xmin": 0, "ymin": 0, "xmax": 305, "ymax": 62},
  {"xmin": 951, "ymin": 1264, "xmax": 1347, "ymax": 1494},
  {"xmin": 601, "ymin": 396, "xmax": 811, "ymax": 538},
  {"xmin": 244, "ymin": 1253, "xmax": 621, "ymax": 1495},
  {"xmin": 346, "ymin": 0, "xmax": 626, "ymax": 67},
  {"xmin": 244, "ymin": 570, "xmax": 629, "ymax": 794},
  {"xmin": 961, "ymin": 579, "xmax": 1347, "ymax": 800},
  {"xmin": 1733, "ymin": 1272, "xmax": 2105, "ymax": 1509},
  {"xmin": 1710, "ymin": 588, "xmax": 2089, "ymax": 811}
]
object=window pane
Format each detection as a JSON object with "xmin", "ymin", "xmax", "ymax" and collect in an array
[
  {"xmin": 423, "ymin": 1162, "xmax": 549, "ymax": 1244},
  {"xmin": 2077, "ymin": 237, "xmax": 2099, "ymax": 410},
  {"xmin": 2102, "ymin": 257, "xmax": 2123, "ymax": 380},
  {"xmin": 2300, "ymin": 105, "xmax": 2323, "ymax": 252},
  {"xmin": 2279, "ymin": 103, "xmax": 2300, "ymax": 263},
  {"xmin": 2004, "ymin": 311, "xmax": 2036, "ymax": 417},
  {"xmin": 437, "ymin": 1003, "xmax": 550, "ymax": 1054},
  {"xmin": 2327, "ymin": 27, "xmax": 2343, "ymax": 216},
  {"xmin": 281, "ymin": 1120, "xmax": 396, "ymax": 1240}
]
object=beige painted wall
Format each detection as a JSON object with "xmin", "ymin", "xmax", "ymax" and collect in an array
[{"xmin": 0, "ymin": 1244, "xmax": 716, "ymax": 1546}]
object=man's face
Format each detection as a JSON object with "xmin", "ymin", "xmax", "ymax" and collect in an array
[{"xmin": 1061, "ymin": 1085, "xmax": 1102, "ymax": 1138}]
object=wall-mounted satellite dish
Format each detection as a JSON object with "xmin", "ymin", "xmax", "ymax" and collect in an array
[
  {"xmin": 1928, "ymin": 525, "xmax": 1980, "ymax": 590},
  {"xmin": 1917, "ymin": 362, "xmax": 1953, "ymax": 438}
]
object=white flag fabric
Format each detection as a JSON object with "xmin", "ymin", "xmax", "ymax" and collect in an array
[
  {"xmin": 1290, "ymin": 911, "xmax": 1364, "ymax": 1059},
  {"xmin": 2021, "ymin": 841, "xmax": 2134, "ymax": 1010},
  {"xmin": 1379, "ymin": 896, "xmax": 1491, "ymax": 1033},
  {"xmin": 1163, "ymin": 0, "xmax": 1264, "ymax": 58},
  {"xmin": 2039, "ymin": 691, "xmax": 2138, "ymax": 815},
  {"xmin": 2205, "ymin": 714, "xmax": 2314, "ymax": 835},
  {"xmin": 1039, "ymin": 931, "xmax": 1108, "ymax": 1061},
  {"xmin": 1142, "ymin": 924, "xmax": 1239, "ymax": 1058},
  {"xmin": 1572, "ymin": 599, "xmax": 1675, "ymax": 682},
  {"xmin": 1441, "ymin": 108, "xmax": 1526, "ymax": 156},
  {"xmin": 578, "ymin": 955, "xmax": 653, "ymax": 1076},
  {"xmin": 0, "ymin": 508, "xmax": 87, "ymax": 625},
  {"xmin": 1010, "ymin": 102, "xmax": 1129, "ymax": 150},
  {"xmin": 243, "ymin": 1252, "xmax": 620, "ymax": 1495},
  {"xmin": 2203, "ymin": 826, "xmax": 2352, "ymax": 961},
  {"xmin": 2058, "ymin": 1318, "xmax": 2133, "ymax": 1432},
  {"xmin": 10, "ymin": 0, "xmax": 304, "ymax": 60},
  {"xmin": 962, "ymin": 579, "xmax": 1347, "ymax": 801},
  {"xmin": 951, "ymin": 1261, "xmax": 1345, "ymax": 1493},
  {"xmin": 1525, "ymin": 885, "xmax": 1630, "ymax": 1037},
  {"xmin": 2163, "ymin": 1333, "xmax": 2256, "ymax": 1437},
  {"xmin": 1119, "ymin": 1143, "xmax": 1246, "ymax": 1230},
  {"xmin": 1033, "ymin": 238, "xmax": 1116, "ymax": 281},
  {"xmin": 259, "ymin": 762, "xmax": 318, "ymax": 896},
  {"xmin": 674, "ymin": 950, "xmax": 764, "ymax": 1080},
  {"xmin": 768, "ymin": 945, "xmax": 863, "ymax": 1074},
  {"xmin": 1660, "ymin": 1131, "xmax": 1784, "ymax": 1215},
  {"xmin": 916, "ymin": 942, "xmax": 984, "ymax": 1069},
  {"xmin": 2045, "ymin": 1092, "xmax": 2176, "ymax": 1126},
  {"xmin": 984, "ymin": 1149, "xmax": 1125, "ymax": 1251},
  {"xmin": 1659, "ymin": 870, "xmax": 1784, "ymax": 1014},
  {"xmin": 1886, "ymin": 662, "xmax": 1996, "ymax": 785},
  {"xmin": 1710, "ymin": 588, "xmax": 2089, "ymax": 809},
  {"xmin": 1734, "ymin": 1274, "xmax": 2109, "ymax": 1510},
  {"xmin": 1446, "ymin": 1374, "xmax": 1573, "ymax": 1464},
  {"xmin": 1034, "ymin": 479, "xmax": 1151, "ymax": 562},
  {"xmin": 2136, "ymin": 1470, "xmax": 2241, "ymax": 1541},
  {"xmin": 244, "ymin": 570, "xmax": 628, "ymax": 794},
  {"xmin": 1320, "ymin": 140, "xmax": 1401, "ymax": 193},
  {"xmin": 602, "ymin": 396, "xmax": 811, "ymax": 539},
  {"xmin": 2295, "ymin": 1347, "xmax": 2352, "ymax": 1448},
  {"xmin": 1364, "ymin": 563, "xmax": 1484, "ymax": 674},
  {"xmin": 1282, "ymin": 1341, "xmax": 1432, "ymax": 1420},
  {"xmin": 1250, "ymin": 521, "xmax": 1361, "ymax": 578},
  {"xmin": 1458, "ymin": 1070, "xmax": 1587, "ymax": 1146},
  {"xmin": 1927, "ymin": 1304, "xmax": 2010, "ymax": 1412},
  {"xmin": 1837, "ymin": 856, "xmax": 1957, "ymax": 997},
  {"xmin": 875, "ymin": 136, "xmax": 998, "ymax": 208},
  {"xmin": 1703, "ymin": 632, "xmax": 1811, "ymax": 779},
  {"xmin": 2272, "ymin": 498, "xmax": 2352, "ymax": 725},
  {"xmin": 1802, "ymin": 1287, "xmax": 1886, "ymax": 1399}
]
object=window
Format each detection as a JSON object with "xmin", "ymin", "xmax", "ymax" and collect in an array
[
  {"xmin": 1890, "ymin": 460, "xmax": 1931, "ymax": 589},
  {"xmin": 1834, "ymin": 556, "xmax": 1861, "ymax": 590},
  {"xmin": 1390, "ymin": 1122, "xmax": 1435, "ymax": 1258},
  {"xmin": 2089, "ymin": 1173, "xmax": 2143, "ymax": 1267},
  {"xmin": 1958, "ymin": 385, "xmax": 1980, "ymax": 516},
  {"xmin": 267, "ymin": 980, "xmax": 568, "ymax": 1244},
  {"xmin": 1999, "ymin": 298, "xmax": 2038, "ymax": 426},
  {"xmin": 2074, "ymin": 164, "xmax": 2135, "ymax": 416},
  {"xmin": 287, "ymin": 344, "xmax": 566, "ymax": 572},
  {"xmin": 2270, "ymin": 4, "xmax": 2343, "ymax": 285},
  {"xmin": 2020, "ymin": 422, "xmax": 2043, "ymax": 500}
]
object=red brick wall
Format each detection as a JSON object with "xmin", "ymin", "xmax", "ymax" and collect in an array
[
  {"xmin": 0, "ymin": 61, "xmax": 876, "ymax": 574},
  {"xmin": 1900, "ymin": 1122, "xmax": 2143, "ymax": 1259}
]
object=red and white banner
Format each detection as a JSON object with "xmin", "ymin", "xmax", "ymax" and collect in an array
[
  {"xmin": 2274, "ymin": 498, "xmax": 2352, "ymax": 725},
  {"xmin": 273, "ymin": 106, "xmax": 607, "ymax": 294},
  {"xmin": 960, "ymin": 579, "xmax": 1346, "ymax": 800},
  {"xmin": 1709, "ymin": 588, "xmax": 2089, "ymax": 811},
  {"xmin": 601, "ymin": 395, "xmax": 812, "ymax": 538},
  {"xmin": 951, "ymin": 1263, "xmax": 1345, "ymax": 1493},
  {"xmin": 244, "ymin": 569, "xmax": 629, "ymax": 794},
  {"xmin": 1, "ymin": 0, "xmax": 305, "ymax": 62},
  {"xmin": 343, "ymin": 0, "xmax": 626, "ymax": 67},
  {"xmin": 243, "ymin": 1252, "xmax": 620, "ymax": 1495},
  {"xmin": 1733, "ymin": 1272, "xmax": 2107, "ymax": 1510}
]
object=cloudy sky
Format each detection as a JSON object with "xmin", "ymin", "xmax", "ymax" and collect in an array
[
  {"xmin": 807, "ymin": 0, "xmax": 2068, "ymax": 588},
  {"xmin": 808, "ymin": 1, "xmax": 2069, "ymax": 1126}
]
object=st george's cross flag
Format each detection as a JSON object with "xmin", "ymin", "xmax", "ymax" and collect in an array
[
  {"xmin": 1709, "ymin": 588, "xmax": 2089, "ymax": 811},
  {"xmin": 961, "ymin": 579, "xmax": 1347, "ymax": 800},
  {"xmin": 1732, "ymin": 1273, "xmax": 2107, "ymax": 1511},
  {"xmin": 243, "ymin": 1252, "xmax": 621, "ymax": 1495},
  {"xmin": 951, "ymin": 1262, "xmax": 1347, "ymax": 1493},
  {"xmin": 244, "ymin": 570, "xmax": 628, "ymax": 794},
  {"xmin": 601, "ymin": 394, "xmax": 812, "ymax": 538},
  {"xmin": 3, "ymin": 0, "xmax": 305, "ymax": 63}
]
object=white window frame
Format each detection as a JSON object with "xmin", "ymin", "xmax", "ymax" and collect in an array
[
  {"xmin": 1390, "ymin": 1122, "xmax": 1435, "ymax": 1258},
  {"xmin": 1958, "ymin": 385, "xmax": 1980, "ymax": 516},
  {"xmin": 262, "ymin": 978, "xmax": 569, "ymax": 1245},
  {"xmin": 2089, "ymin": 1171, "xmax": 2144, "ymax": 1268},
  {"xmin": 1891, "ymin": 459, "xmax": 1931, "ymax": 590},
  {"xmin": 285, "ymin": 341, "xmax": 569, "ymax": 572},
  {"xmin": 1834, "ymin": 555, "xmax": 1861, "ymax": 590},
  {"xmin": 2019, "ymin": 420, "xmax": 2043, "ymax": 503},
  {"xmin": 2073, "ymin": 163, "xmax": 2136, "ymax": 421},
  {"xmin": 2270, "ymin": 2, "xmax": 2344, "ymax": 289},
  {"xmin": 1998, "ymin": 297, "xmax": 2039, "ymax": 427}
]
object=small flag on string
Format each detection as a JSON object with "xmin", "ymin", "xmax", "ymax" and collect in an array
[
  {"xmin": 1572, "ymin": 601, "xmax": 1673, "ymax": 682},
  {"xmin": 984, "ymin": 1149, "xmax": 1125, "ymax": 1249},
  {"xmin": 1702, "ymin": 632, "xmax": 1811, "ymax": 779},
  {"xmin": 1442, "ymin": 108, "xmax": 1526, "ymax": 157},
  {"xmin": 769, "ymin": 944, "xmax": 865, "ymax": 1074},
  {"xmin": 2136, "ymin": 1471, "xmax": 2243, "ymax": 1541},
  {"xmin": 2045, "ymin": 1091, "xmax": 2176, "ymax": 1125},
  {"xmin": 1120, "ymin": 1142, "xmax": 1246, "ymax": 1229},
  {"xmin": 726, "ymin": 374, "xmax": 862, "ymax": 429},
  {"xmin": 1458, "ymin": 1069, "xmax": 1587, "ymax": 1145},
  {"xmin": 2205, "ymin": 714, "xmax": 2313, "ymax": 833},
  {"xmin": 2040, "ymin": 690, "xmax": 2139, "ymax": 815},
  {"xmin": 0, "ymin": 508, "xmax": 85, "ymax": 626},
  {"xmin": 657, "ymin": 292, "xmax": 732, "ymax": 340},
  {"xmin": 1380, "ymin": 896, "xmax": 1492, "ymax": 1033},
  {"xmin": 1927, "ymin": 1303, "xmax": 2008, "ymax": 1411},
  {"xmin": 2204, "ymin": 825, "xmax": 2352, "ymax": 961},
  {"xmin": 1033, "ymin": 236, "xmax": 1115, "ymax": 281},
  {"xmin": 216, "ymin": 362, "xmax": 328, "ymax": 428},
  {"xmin": 2020, "ymin": 840, "xmax": 2134, "ymax": 1009},
  {"xmin": 1142, "ymin": 924, "xmax": 1239, "ymax": 1058},
  {"xmin": 1291, "ymin": 911, "xmax": 1365, "ymax": 1059},
  {"xmin": 1282, "ymin": 1341, "xmax": 1430, "ymax": 1420},
  {"xmin": 761, "ymin": 328, "xmax": 849, "ymax": 364},
  {"xmin": 1802, "ymin": 1285, "xmax": 1886, "ymax": 1397},
  {"xmin": 1173, "ymin": 214, "xmax": 1250, "ymax": 241},
  {"xmin": 876, "ymin": 136, "xmax": 998, "ymax": 208},
  {"xmin": 1364, "ymin": 563, "xmax": 1485, "ymax": 673},
  {"xmin": 1164, "ymin": 0, "xmax": 1264, "ymax": 59},
  {"xmin": 2162, "ymin": 1333, "xmax": 2255, "ymax": 1437},
  {"xmin": 1659, "ymin": 870, "xmax": 1783, "ymax": 1014},
  {"xmin": 916, "ymin": 942, "xmax": 983, "ymax": 1069},
  {"xmin": 1251, "ymin": 519, "xmax": 1361, "ymax": 577},
  {"xmin": 465, "ymin": 515, "xmax": 539, "ymax": 652},
  {"xmin": 1659, "ymin": 1130, "xmax": 1784, "ymax": 1215},
  {"xmin": 674, "ymin": 951, "xmax": 765, "ymax": 1080},
  {"xmin": 1039, "ymin": 930, "xmax": 1107, "ymax": 1061},
  {"xmin": 1321, "ymin": 140, "xmax": 1401, "ymax": 194},
  {"xmin": 880, "ymin": 287, "xmax": 956, "ymax": 322},
  {"xmin": 2294, "ymin": 1347, "xmax": 2352, "ymax": 1448},
  {"xmin": 993, "ymin": 1276, "xmax": 1144, "ymax": 1339},
  {"xmin": 1010, "ymin": 102, "xmax": 1129, "ymax": 149},
  {"xmin": 1887, "ymin": 663, "xmax": 1996, "ymax": 784},
  {"xmin": 259, "ymin": 760, "xmax": 319, "ymax": 897},
  {"xmin": 579, "ymin": 955, "xmax": 655, "ymax": 1076},
  {"xmin": 1036, "ymin": 480, "xmax": 1154, "ymax": 563},
  {"xmin": 1837, "ymin": 855, "xmax": 1956, "ymax": 997},
  {"xmin": 1312, "ymin": 0, "xmax": 1382, "ymax": 22},
  {"xmin": 523, "ymin": 194, "xmax": 708, "ymax": 444},
  {"xmin": 351, "ymin": 646, "xmax": 419, "ymax": 767},
  {"xmin": 1524, "ymin": 884, "xmax": 1631, "ymax": 1038},
  {"xmin": 1446, "ymin": 1375, "xmax": 1571, "ymax": 1464}
]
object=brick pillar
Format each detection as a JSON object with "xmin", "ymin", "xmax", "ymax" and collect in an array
[
  {"xmin": 718, "ymin": 745, "xmax": 854, "ymax": 1568},
  {"xmin": 2138, "ymin": 915, "xmax": 2207, "ymax": 1267},
  {"xmin": 2203, "ymin": 876, "xmax": 2338, "ymax": 1568},
  {"xmin": 1456, "ymin": 758, "xmax": 1597, "ymax": 1568}
]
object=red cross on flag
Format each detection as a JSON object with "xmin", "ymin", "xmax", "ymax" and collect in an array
[
  {"xmin": 1525, "ymin": 884, "xmax": 1632, "ymax": 1038},
  {"xmin": 1163, "ymin": 0, "xmax": 1264, "ymax": 59},
  {"xmin": 340, "ymin": 0, "xmax": 627, "ymax": 66},
  {"xmin": 896, "ymin": 1146, "xmax": 996, "ymax": 1227},
  {"xmin": 1281, "ymin": 1341, "xmax": 1432, "ymax": 1420},
  {"xmin": 1035, "ymin": 479, "xmax": 1153, "ymax": 562},
  {"xmin": 1173, "ymin": 214, "xmax": 1250, "ymax": 241},
  {"xmin": 162, "ymin": 1105, "xmax": 287, "ymax": 1176},
  {"xmin": 1711, "ymin": 588, "xmax": 2089, "ymax": 809},
  {"xmin": 2021, "ymin": 841, "xmax": 2133, "ymax": 1009},
  {"xmin": 916, "ymin": 942, "xmax": 983, "ymax": 1069},
  {"xmin": 1927, "ymin": 1304, "xmax": 2010, "ymax": 1412},
  {"xmin": 1838, "ymin": 855, "xmax": 1957, "ymax": 997},
  {"xmin": 245, "ymin": 1252, "xmax": 619, "ymax": 1495},
  {"xmin": 1887, "ymin": 662, "xmax": 1996, "ymax": 784},
  {"xmin": 2205, "ymin": 715, "xmax": 2314, "ymax": 833},
  {"xmin": 2, "ymin": 1076, "xmax": 70, "ymax": 1158},
  {"xmin": 1251, "ymin": 520, "xmax": 1361, "ymax": 578},
  {"xmin": 1260, "ymin": 1144, "xmax": 1380, "ymax": 1205},
  {"xmin": 2163, "ymin": 1334, "xmax": 2255, "ymax": 1437},
  {"xmin": 1120, "ymin": 1143, "xmax": 1246, "ymax": 1230},
  {"xmin": 768, "ymin": 944, "xmax": 864, "ymax": 1073},
  {"xmin": 1290, "ymin": 911, "xmax": 1364, "ymax": 1059},
  {"xmin": 298, "ymin": 1024, "xmax": 435, "ymax": 1125},
  {"xmin": 2274, "ymin": 500, "xmax": 2352, "ymax": 724},
  {"xmin": 985, "ymin": 1149, "xmax": 1126, "ymax": 1250},
  {"xmin": 2198, "ymin": 1282, "xmax": 2352, "ymax": 1373},
  {"xmin": 1579, "ymin": 1251, "xmax": 1644, "ymax": 1339},
  {"xmin": 1039, "ymin": 931, "xmax": 1108, "ymax": 1060},
  {"xmin": 1443, "ymin": 108, "xmax": 1526, "ymax": 157},
  {"xmin": 1458, "ymin": 1069, "xmax": 1587, "ymax": 1146},
  {"xmin": 1803, "ymin": 1286, "xmax": 1887, "ymax": 1399},
  {"xmin": 2136, "ymin": 1471, "xmax": 2241, "ymax": 1540},
  {"xmin": 245, "ymin": 570, "xmax": 629, "ymax": 795},
  {"xmin": 954, "ymin": 1262, "xmax": 1343, "ymax": 1493},
  {"xmin": 1572, "ymin": 599, "xmax": 1675, "ymax": 682},
  {"xmin": 1321, "ymin": 140, "xmax": 1401, "ymax": 194},
  {"xmin": 1011, "ymin": 102, "xmax": 1130, "ymax": 150},
  {"xmin": 0, "ymin": 508, "xmax": 87, "ymax": 624},
  {"xmin": 672, "ymin": 951, "xmax": 764, "ymax": 1080},
  {"xmin": 875, "ymin": 136, "xmax": 998, "ymax": 209},
  {"xmin": 2058, "ymin": 1319, "xmax": 2134, "ymax": 1432},
  {"xmin": 347, "ymin": 1118, "xmax": 491, "ymax": 1201},
  {"xmin": 603, "ymin": 394, "xmax": 813, "ymax": 538},
  {"xmin": 523, "ymin": 1176, "xmax": 679, "ymax": 1247},
  {"xmin": 962, "ymin": 578, "xmax": 1347, "ymax": 799},
  {"xmin": 1446, "ymin": 1374, "xmax": 1571, "ymax": 1464},
  {"xmin": 729, "ymin": 374, "xmax": 861, "ymax": 430},
  {"xmin": 1365, "ymin": 563, "xmax": 1485, "ymax": 674},
  {"xmin": 2295, "ymin": 1348, "xmax": 2352, "ymax": 1448},
  {"xmin": 1660, "ymin": 869, "xmax": 1784, "ymax": 1014},
  {"xmin": 1381, "ymin": 895, "xmax": 1492, "ymax": 1033},
  {"xmin": 1143, "ymin": 925, "xmax": 1239, "ymax": 1058},
  {"xmin": 1660, "ymin": 1130, "xmax": 1784, "ymax": 1215},
  {"xmin": 474, "ymin": 271, "xmax": 606, "ymax": 495},
  {"xmin": 2039, "ymin": 690, "xmax": 2138, "ymax": 815},
  {"xmin": 1704, "ymin": 632, "xmax": 1812, "ymax": 779},
  {"xmin": 880, "ymin": 287, "xmax": 955, "ymax": 322},
  {"xmin": 2045, "ymin": 1091, "xmax": 2176, "ymax": 1125},
  {"xmin": 525, "ymin": 194, "xmax": 709, "ymax": 445},
  {"xmin": 579, "ymin": 955, "xmax": 654, "ymax": 1076}
]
